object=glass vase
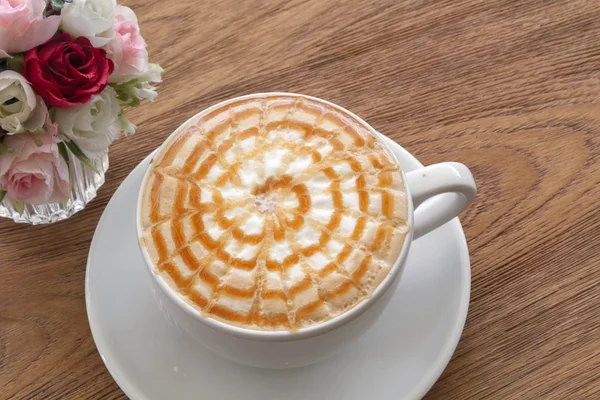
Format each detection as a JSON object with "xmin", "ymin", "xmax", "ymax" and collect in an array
[{"xmin": 0, "ymin": 153, "xmax": 109, "ymax": 225}]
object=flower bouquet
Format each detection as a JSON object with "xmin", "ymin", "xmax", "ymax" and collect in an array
[{"xmin": 0, "ymin": 0, "xmax": 162, "ymax": 224}]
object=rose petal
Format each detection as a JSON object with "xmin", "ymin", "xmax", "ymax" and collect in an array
[
  {"xmin": 24, "ymin": 32, "xmax": 112, "ymax": 108},
  {"xmin": 0, "ymin": 2, "xmax": 60, "ymax": 58}
]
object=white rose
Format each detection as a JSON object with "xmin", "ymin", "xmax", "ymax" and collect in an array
[
  {"xmin": 61, "ymin": 0, "xmax": 116, "ymax": 48},
  {"xmin": 0, "ymin": 71, "xmax": 46, "ymax": 135},
  {"xmin": 55, "ymin": 87, "xmax": 122, "ymax": 160}
]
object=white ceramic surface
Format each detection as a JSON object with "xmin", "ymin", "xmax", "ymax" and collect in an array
[
  {"xmin": 86, "ymin": 136, "xmax": 471, "ymax": 399},
  {"xmin": 135, "ymin": 93, "xmax": 475, "ymax": 369}
]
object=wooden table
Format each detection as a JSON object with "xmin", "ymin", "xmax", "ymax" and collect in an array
[{"xmin": 1, "ymin": 0, "xmax": 599, "ymax": 398}]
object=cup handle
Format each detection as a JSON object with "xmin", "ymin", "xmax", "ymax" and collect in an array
[{"xmin": 405, "ymin": 162, "xmax": 476, "ymax": 240}]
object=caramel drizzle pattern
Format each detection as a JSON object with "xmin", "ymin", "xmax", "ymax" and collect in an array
[{"xmin": 144, "ymin": 98, "xmax": 407, "ymax": 329}]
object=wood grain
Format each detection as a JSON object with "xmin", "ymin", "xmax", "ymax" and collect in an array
[{"xmin": 1, "ymin": 0, "xmax": 599, "ymax": 398}]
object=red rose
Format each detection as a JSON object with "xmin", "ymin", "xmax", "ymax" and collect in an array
[{"xmin": 23, "ymin": 33, "xmax": 114, "ymax": 108}]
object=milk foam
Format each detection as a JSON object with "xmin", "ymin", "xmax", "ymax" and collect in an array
[{"xmin": 140, "ymin": 95, "xmax": 410, "ymax": 331}]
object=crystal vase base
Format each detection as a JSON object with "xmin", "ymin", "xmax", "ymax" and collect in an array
[{"xmin": 0, "ymin": 154, "xmax": 109, "ymax": 225}]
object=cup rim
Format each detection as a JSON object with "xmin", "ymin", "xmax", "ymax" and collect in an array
[{"xmin": 136, "ymin": 92, "xmax": 415, "ymax": 342}]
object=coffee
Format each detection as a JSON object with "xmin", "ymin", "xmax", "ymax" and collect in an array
[{"xmin": 139, "ymin": 95, "xmax": 409, "ymax": 331}]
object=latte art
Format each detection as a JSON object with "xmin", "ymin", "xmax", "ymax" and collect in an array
[{"xmin": 140, "ymin": 95, "xmax": 410, "ymax": 331}]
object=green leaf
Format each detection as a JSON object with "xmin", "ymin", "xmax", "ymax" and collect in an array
[
  {"xmin": 64, "ymin": 140, "xmax": 100, "ymax": 174},
  {"xmin": 44, "ymin": 0, "xmax": 73, "ymax": 17},
  {"xmin": 49, "ymin": 107, "xmax": 57, "ymax": 123},
  {"xmin": 15, "ymin": 201, "xmax": 24, "ymax": 215},
  {"xmin": 111, "ymin": 79, "xmax": 144, "ymax": 108},
  {"xmin": 129, "ymin": 97, "xmax": 141, "ymax": 107},
  {"xmin": 118, "ymin": 112, "xmax": 136, "ymax": 136},
  {"xmin": 0, "ymin": 190, "xmax": 6, "ymax": 204},
  {"xmin": 57, "ymin": 141, "xmax": 70, "ymax": 171},
  {"xmin": 6, "ymin": 54, "xmax": 24, "ymax": 73},
  {"xmin": 117, "ymin": 92, "xmax": 130, "ymax": 102}
]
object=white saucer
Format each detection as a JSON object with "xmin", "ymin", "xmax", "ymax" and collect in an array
[{"xmin": 86, "ymin": 136, "xmax": 471, "ymax": 400}]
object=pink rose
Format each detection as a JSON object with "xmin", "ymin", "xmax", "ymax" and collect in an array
[
  {"xmin": 0, "ymin": 115, "xmax": 69, "ymax": 204},
  {"xmin": 105, "ymin": 5, "xmax": 148, "ymax": 83},
  {"xmin": 0, "ymin": 0, "xmax": 61, "ymax": 58}
]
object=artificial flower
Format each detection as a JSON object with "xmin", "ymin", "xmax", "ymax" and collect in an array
[
  {"xmin": 23, "ymin": 33, "xmax": 114, "ymax": 108},
  {"xmin": 112, "ymin": 63, "xmax": 163, "ymax": 108},
  {"xmin": 0, "ymin": 70, "xmax": 46, "ymax": 134},
  {"xmin": 60, "ymin": 0, "xmax": 115, "ymax": 48},
  {"xmin": 0, "ymin": 0, "xmax": 61, "ymax": 58},
  {"xmin": 54, "ymin": 87, "xmax": 121, "ymax": 160},
  {"xmin": 0, "ymin": 115, "xmax": 69, "ymax": 204},
  {"xmin": 105, "ymin": 5, "xmax": 148, "ymax": 83}
]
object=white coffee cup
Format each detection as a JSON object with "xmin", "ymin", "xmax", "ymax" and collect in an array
[{"xmin": 136, "ymin": 93, "xmax": 476, "ymax": 369}]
